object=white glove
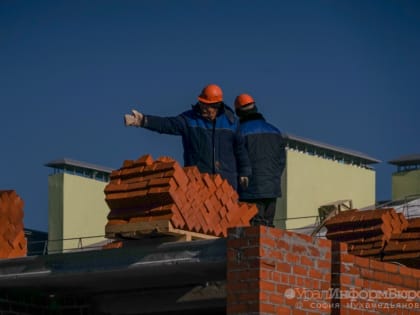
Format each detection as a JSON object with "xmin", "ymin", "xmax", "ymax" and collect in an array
[
  {"xmin": 239, "ymin": 176, "xmax": 249, "ymax": 189},
  {"xmin": 124, "ymin": 109, "xmax": 143, "ymax": 127}
]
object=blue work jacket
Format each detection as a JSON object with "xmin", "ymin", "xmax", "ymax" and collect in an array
[
  {"xmin": 238, "ymin": 113, "xmax": 286, "ymax": 199},
  {"xmin": 142, "ymin": 104, "xmax": 251, "ymax": 190}
]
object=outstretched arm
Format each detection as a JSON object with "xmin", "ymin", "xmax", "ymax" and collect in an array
[{"xmin": 124, "ymin": 109, "xmax": 186, "ymax": 136}]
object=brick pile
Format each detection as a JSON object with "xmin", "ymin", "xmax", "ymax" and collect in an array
[
  {"xmin": 0, "ymin": 190, "xmax": 27, "ymax": 259},
  {"xmin": 382, "ymin": 217, "xmax": 420, "ymax": 267},
  {"xmin": 324, "ymin": 208, "xmax": 420, "ymax": 267},
  {"xmin": 104, "ymin": 154, "xmax": 258, "ymax": 238},
  {"xmin": 324, "ymin": 208, "xmax": 407, "ymax": 258}
]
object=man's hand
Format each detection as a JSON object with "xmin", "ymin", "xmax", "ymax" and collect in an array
[
  {"xmin": 124, "ymin": 109, "xmax": 143, "ymax": 127},
  {"xmin": 239, "ymin": 176, "xmax": 249, "ymax": 189}
]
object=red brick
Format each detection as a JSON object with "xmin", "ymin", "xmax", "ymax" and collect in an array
[
  {"xmin": 120, "ymin": 165, "xmax": 147, "ymax": 178},
  {"xmin": 155, "ymin": 156, "xmax": 174, "ymax": 163},
  {"xmin": 171, "ymin": 168, "xmax": 190, "ymax": 189},
  {"xmin": 260, "ymin": 280, "xmax": 275, "ymax": 292},
  {"xmin": 196, "ymin": 209, "xmax": 209, "ymax": 234},
  {"xmin": 407, "ymin": 217, "xmax": 420, "ymax": 229},
  {"xmin": 125, "ymin": 180, "xmax": 150, "ymax": 192},
  {"xmin": 340, "ymin": 274, "xmax": 354, "ymax": 286},
  {"xmin": 218, "ymin": 206, "xmax": 227, "ymax": 220},
  {"xmin": 275, "ymin": 307, "xmax": 292, "ymax": 315},
  {"xmin": 402, "ymin": 276, "xmax": 417, "ymax": 289},
  {"xmin": 276, "ymin": 262, "xmax": 291, "ymax": 273},
  {"xmin": 110, "ymin": 169, "xmax": 122, "ymax": 180},
  {"xmin": 260, "ymin": 236, "xmax": 276, "ymax": 248},
  {"xmin": 201, "ymin": 173, "xmax": 216, "ymax": 190},
  {"xmin": 383, "ymin": 261, "xmax": 399, "ymax": 273},
  {"xmin": 260, "ymin": 303, "xmax": 275, "ymax": 313},
  {"xmin": 185, "ymin": 184, "xmax": 198, "ymax": 201},
  {"xmin": 104, "ymin": 182, "xmax": 128, "ymax": 195},
  {"xmin": 122, "ymin": 159, "xmax": 134, "ymax": 168},
  {"xmin": 210, "ymin": 195, "xmax": 223, "ymax": 211},
  {"xmin": 152, "ymin": 161, "xmax": 176, "ymax": 172},
  {"xmin": 183, "ymin": 166, "xmax": 202, "ymax": 182},
  {"xmin": 284, "ymin": 252, "xmax": 299, "ymax": 264},
  {"xmin": 239, "ymin": 203, "xmax": 258, "ymax": 225},
  {"xmin": 148, "ymin": 177, "xmax": 175, "ymax": 188},
  {"xmin": 224, "ymin": 198, "xmax": 237, "ymax": 213},
  {"xmin": 221, "ymin": 179, "xmax": 233, "ymax": 194},
  {"xmin": 181, "ymin": 208, "xmax": 195, "ymax": 231},
  {"xmin": 210, "ymin": 174, "xmax": 224, "ymax": 187},
  {"xmin": 316, "ymin": 238, "xmax": 331, "ymax": 248},
  {"xmin": 369, "ymin": 259, "xmax": 385, "ymax": 271},
  {"xmin": 387, "ymin": 273, "xmax": 403, "ymax": 286},
  {"xmin": 293, "ymin": 265, "xmax": 307, "ymax": 276},
  {"xmin": 317, "ymin": 259, "xmax": 330, "ymax": 270},
  {"xmin": 203, "ymin": 199, "xmax": 214, "ymax": 214},
  {"xmin": 133, "ymin": 154, "xmax": 154, "ymax": 166},
  {"xmin": 301, "ymin": 255, "xmax": 314, "ymax": 267}
]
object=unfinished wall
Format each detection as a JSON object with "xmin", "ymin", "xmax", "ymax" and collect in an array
[{"xmin": 227, "ymin": 226, "xmax": 420, "ymax": 315}]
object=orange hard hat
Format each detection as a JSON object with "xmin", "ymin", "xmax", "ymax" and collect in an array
[
  {"xmin": 235, "ymin": 94, "xmax": 255, "ymax": 109},
  {"xmin": 198, "ymin": 84, "xmax": 223, "ymax": 104}
]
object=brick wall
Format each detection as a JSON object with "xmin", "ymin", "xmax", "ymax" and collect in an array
[{"xmin": 227, "ymin": 226, "xmax": 420, "ymax": 315}]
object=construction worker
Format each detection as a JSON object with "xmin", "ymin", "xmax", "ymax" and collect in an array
[
  {"xmin": 124, "ymin": 84, "xmax": 251, "ymax": 190},
  {"xmin": 234, "ymin": 93, "xmax": 286, "ymax": 227}
]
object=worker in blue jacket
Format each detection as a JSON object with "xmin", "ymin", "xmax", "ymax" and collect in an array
[
  {"xmin": 124, "ymin": 84, "xmax": 251, "ymax": 191},
  {"xmin": 234, "ymin": 93, "xmax": 286, "ymax": 227}
]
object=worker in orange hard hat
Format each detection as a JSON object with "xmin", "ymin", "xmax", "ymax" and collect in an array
[
  {"xmin": 196, "ymin": 84, "xmax": 224, "ymax": 121},
  {"xmin": 234, "ymin": 93, "xmax": 286, "ymax": 227},
  {"xmin": 124, "ymin": 84, "xmax": 251, "ymax": 190}
]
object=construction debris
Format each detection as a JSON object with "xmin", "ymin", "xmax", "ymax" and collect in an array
[
  {"xmin": 104, "ymin": 154, "xmax": 258, "ymax": 239},
  {"xmin": 0, "ymin": 190, "xmax": 27, "ymax": 259}
]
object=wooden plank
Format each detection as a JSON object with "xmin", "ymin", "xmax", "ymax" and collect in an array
[
  {"xmin": 105, "ymin": 219, "xmax": 219, "ymax": 241},
  {"xmin": 167, "ymin": 221, "xmax": 218, "ymax": 241}
]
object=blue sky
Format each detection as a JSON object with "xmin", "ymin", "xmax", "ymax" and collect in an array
[{"xmin": 1, "ymin": 1, "xmax": 419, "ymax": 232}]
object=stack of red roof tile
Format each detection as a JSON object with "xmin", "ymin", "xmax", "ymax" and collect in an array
[
  {"xmin": 104, "ymin": 154, "xmax": 257, "ymax": 238},
  {"xmin": 325, "ymin": 208, "xmax": 406, "ymax": 258},
  {"xmin": 0, "ymin": 190, "xmax": 27, "ymax": 259}
]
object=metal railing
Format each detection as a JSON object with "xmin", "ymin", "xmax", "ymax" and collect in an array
[{"xmin": 27, "ymin": 235, "xmax": 110, "ymax": 256}]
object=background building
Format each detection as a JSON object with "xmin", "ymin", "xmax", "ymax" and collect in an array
[
  {"xmin": 275, "ymin": 134, "xmax": 380, "ymax": 229},
  {"xmin": 389, "ymin": 154, "xmax": 420, "ymax": 201},
  {"xmin": 45, "ymin": 158, "xmax": 112, "ymax": 253}
]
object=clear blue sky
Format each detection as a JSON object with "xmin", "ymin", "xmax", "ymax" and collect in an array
[{"xmin": 1, "ymin": 1, "xmax": 419, "ymax": 232}]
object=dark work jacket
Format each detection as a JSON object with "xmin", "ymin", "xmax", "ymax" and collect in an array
[
  {"xmin": 238, "ymin": 113, "xmax": 286, "ymax": 199},
  {"xmin": 142, "ymin": 104, "xmax": 251, "ymax": 190}
]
